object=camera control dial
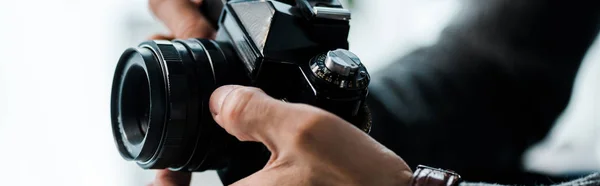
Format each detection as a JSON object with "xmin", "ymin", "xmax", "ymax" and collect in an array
[
  {"xmin": 325, "ymin": 49, "xmax": 360, "ymax": 76},
  {"xmin": 310, "ymin": 49, "xmax": 370, "ymax": 89}
]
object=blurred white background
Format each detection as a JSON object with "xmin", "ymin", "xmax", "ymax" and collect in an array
[{"xmin": 0, "ymin": 0, "xmax": 597, "ymax": 185}]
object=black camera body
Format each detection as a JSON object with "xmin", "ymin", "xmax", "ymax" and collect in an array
[
  {"xmin": 111, "ymin": 0, "xmax": 370, "ymax": 184},
  {"xmin": 212, "ymin": 0, "xmax": 369, "ymax": 119}
]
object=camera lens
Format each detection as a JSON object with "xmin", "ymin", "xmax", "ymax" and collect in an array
[
  {"xmin": 111, "ymin": 39, "xmax": 249, "ymax": 171},
  {"xmin": 119, "ymin": 65, "xmax": 150, "ymax": 144}
]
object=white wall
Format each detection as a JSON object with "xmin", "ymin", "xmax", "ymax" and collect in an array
[{"xmin": 0, "ymin": 0, "xmax": 131, "ymax": 185}]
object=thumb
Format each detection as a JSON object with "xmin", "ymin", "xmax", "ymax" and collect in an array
[{"xmin": 208, "ymin": 85, "xmax": 327, "ymax": 152}]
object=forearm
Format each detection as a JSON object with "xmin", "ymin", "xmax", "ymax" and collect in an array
[{"xmin": 368, "ymin": 0, "xmax": 600, "ymax": 184}]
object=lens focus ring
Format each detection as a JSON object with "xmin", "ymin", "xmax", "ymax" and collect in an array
[{"xmin": 136, "ymin": 40, "xmax": 190, "ymax": 169}]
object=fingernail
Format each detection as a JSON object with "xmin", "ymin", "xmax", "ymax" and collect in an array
[{"xmin": 209, "ymin": 85, "xmax": 237, "ymax": 115}]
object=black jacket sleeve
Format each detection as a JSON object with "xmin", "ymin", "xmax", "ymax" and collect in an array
[{"xmin": 367, "ymin": 1, "xmax": 600, "ymax": 184}]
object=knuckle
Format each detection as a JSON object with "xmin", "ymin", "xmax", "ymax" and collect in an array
[{"xmin": 290, "ymin": 107, "xmax": 331, "ymax": 143}]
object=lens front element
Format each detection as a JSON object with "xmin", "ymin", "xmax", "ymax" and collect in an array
[{"xmin": 119, "ymin": 65, "xmax": 150, "ymax": 144}]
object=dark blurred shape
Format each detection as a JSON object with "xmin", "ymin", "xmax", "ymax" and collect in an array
[
  {"xmin": 368, "ymin": 0, "xmax": 600, "ymax": 184},
  {"xmin": 114, "ymin": 0, "xmax": 600, "ymax": 184}
]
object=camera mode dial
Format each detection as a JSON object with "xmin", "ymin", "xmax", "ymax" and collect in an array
[{"xmin": 310, "ymin": 49, "xmax": 370, "ymax": 89}]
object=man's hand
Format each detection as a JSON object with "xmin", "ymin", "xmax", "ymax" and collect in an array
[
  {"xmin": 209, "ymin": 86, "xmax": 412, "ymax": 186},
  {"xmin": 146, "ymin": 1, "xmax": 412, "ymax": 185},
  {"xmin": 151, "ymin": 86, "xmax": 412, "ymax": 186}
]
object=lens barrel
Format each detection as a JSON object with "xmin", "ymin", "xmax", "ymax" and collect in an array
[{"xmin": 111, "ymin": 39, "xmax": 246, "ymax": 171}]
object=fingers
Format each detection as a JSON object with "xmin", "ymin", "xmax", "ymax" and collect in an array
[
  {"xmin": 190, "ymin": 0, "xmax": 203, "ymax": 6},
  {"xmin": 209, "ymin": 85, "xmax": 336, "ymax": 152},
  {"xmin": 148, "ymin": 34, "xmax": 175, "ymax": 40},
  {"xmin": 152, "ymin": 170, "xmax": 191, "ymax": 186},
  {"xmin": 149, "ymin": 0, "xmax": 215, "ymax": 39}
]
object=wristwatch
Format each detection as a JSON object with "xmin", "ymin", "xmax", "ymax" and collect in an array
[{"xmin": 409, "ymin": 165, "xmax": 462, "ymax": 186}]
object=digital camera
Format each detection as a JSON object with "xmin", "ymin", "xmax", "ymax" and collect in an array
[{"xmin": 110, "ymin": 0, "xmax": 370, "ymax": 183}]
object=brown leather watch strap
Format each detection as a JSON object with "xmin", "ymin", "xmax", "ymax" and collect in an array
[{"xmin": 409, "ymin": 165, "xmax": 462, "ymax": 186}]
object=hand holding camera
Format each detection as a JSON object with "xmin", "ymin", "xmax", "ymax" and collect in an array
[
  {"xmin": 112, "ymin": 0, "xmax": 412, "ymax": 185},
  {"xmin": 205, "ymin": 85, "xmax": 412, "ymax": 186},
  {"xmin": 151, "ymin": 84, "xmax": 412, "ymax": 185}
]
